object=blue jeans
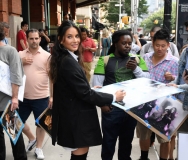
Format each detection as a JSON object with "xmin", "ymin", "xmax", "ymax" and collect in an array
[{"xmin": 101, "ymin": 107, "xmax": 137, "ymax": 160}]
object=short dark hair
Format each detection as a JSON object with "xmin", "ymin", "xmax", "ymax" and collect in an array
[
  {"xmin": 21, "ymin": 21, "xmax": 28, "ymax": 28},
  {"xmin": 63, "ymin": 12, "xmax": 68, "ymax": 17},
  {"xmin": 153, "ymin": 29, "xmax": 170, "ymax": 43},
  {"xmin": 112, "ymin": 29, "xmax": 133, "ymax": 43},
  {"xmin": 184, "ymin": 21, "xmax": 188, "ymax": 27},
  {"xmin": 0, "ymin": 23, "xmax": 5, "ymax": 40},
  {"xmin": 126, "ymin": 28, "xmax": 132, "ymax": 32},
  {"xmin": 45, "ymin": 26, "xmax": 49, "ymax": 30},
  {"xmin": 38, "ymin": 28, "xmax": 43, "ymax": 32},
  {"xmin": 80, "ymin": 27, "xmax": 88, "ymax": 33},
  {"xmin": 139, "ymin": 34, "xmax": 144, "ymax": 38},
  {"xmin": 108, "ymin": 30, "xmax": 133, "ymax": 55},
  {"xmin": 1, "ymin": 22, "xmax": 9, "ymax": 28},
  {"xmin": 26, "ymin": 28, "xmax": 39, "ymax": 38}
]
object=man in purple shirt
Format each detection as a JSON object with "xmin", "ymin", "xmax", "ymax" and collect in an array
[{"xmin": 131, "ymin": 29, "xmax": 178, "ymax": 160}]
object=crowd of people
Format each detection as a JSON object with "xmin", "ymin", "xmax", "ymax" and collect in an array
[{"xmin": 0, "ymin": 18, "xmax": 188, "ymax": 160}]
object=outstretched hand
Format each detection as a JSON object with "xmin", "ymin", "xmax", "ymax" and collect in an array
[{"xmin": 115, "ymin": 90, "xmax": 126, "ymax": 102}]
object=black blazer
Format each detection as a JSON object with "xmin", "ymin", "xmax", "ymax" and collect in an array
[{"xmin": 52, "ymin": 51, "xmax": 113, "ymax": 148}]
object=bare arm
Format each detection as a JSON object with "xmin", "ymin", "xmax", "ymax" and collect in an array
[
  {"xmin": 20, "ymin": 39, "xmax": 27, "ymax": 50},
  {"xmin": 41, "ymin": 31, "xmax": 50, "ymax": 43},
  {"xmin": 90, "ymin": 39, "xmax": 97, "ymax": 52},
  {"xmin": 11, "ymin": 84, "xmax": 19, "ymax": 111},
  {"xmin": 90, "ymin": 47, "xmax": 97, "ymax": 52},
  {"xmin": 134, "ymin": 34, "xmax": 142, "ymax": 49}
]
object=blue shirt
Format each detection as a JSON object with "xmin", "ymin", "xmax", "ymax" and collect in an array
[{"xmin": 1, "ymin": 38, "xmax": 8, "ymax": 44}]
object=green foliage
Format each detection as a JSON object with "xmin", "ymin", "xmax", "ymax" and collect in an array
[
  {"xmin": 140, "ymin": 2, "xmax": 176, "ymax": 30},
  {"xmin": 100, "ymin": 1, "xmax": 119, "ymax": 23},
  {"xmin": 123, "ymin": 0, "xmax": 148, "ymax": 18},
  {"xmin": 171, "ymin": 2, "xmax": 176, "ymax": 30},
  {"xmin": 140, "ymin": 8, "xmax": 164, "ymax": 29},
  {"xmin": 100, "ymin": 0, "xmax": 148, "ymax": 24}
]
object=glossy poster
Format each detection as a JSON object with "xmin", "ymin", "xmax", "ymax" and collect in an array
[
  {"xmin": 0, "ymin": 101, "xmax": 24, "ymax": 145},
  {"xmin": 95, "ymin": 78, "xmax": 184, "ymax": 110},
  {"xmin": 129, "ymin": 96, "xmax": 188, "ymax": 140}
]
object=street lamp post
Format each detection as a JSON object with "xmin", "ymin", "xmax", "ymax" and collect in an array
[
  {"xmin": 131, "ymin": 0, "xmax": 139, "ymax": 34},
  {"xmin": 115, "ymin": 0, "xmax": 122, "ymax": 28},
  {"xmin": 119, "ymin": 0, "xmax": 121, "ymax": 24}
]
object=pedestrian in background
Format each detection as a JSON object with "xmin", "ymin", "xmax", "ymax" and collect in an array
[
  {"xmin": 139, "ymin": 34, "xmax": 147, "ymax": 47},
  {"xmin": 167, "ymin": 46, "xmax": 188, "ymax": 160},
  {"xmin": 140, "ymin": 26, "xmax": 179, "ymax": 58},
  {"xmin": 126, "ymin": 28, "xmax": 142, "ymax": 55},
  {"xmin": 17, "ymin": 21, "xmax": 28, "ymax": 51},
  {"xmin": 100, "ymin": 28, "xmax": 111, "ymax": 56},
  {"xmin": 18, "ymin": 29, "xmax": 52, "ymax": 160},
  {"xmin": 39, "ymin": 28, "xmax": 50, "ymax": 52},
  {"xmin": 48, "ymin": 20, "xmax": 125, "ymax": 160},
  {"xmin": 80, "ymin": 27, "xmax": 96, "ymax": 83},
  {"xmin": 0, "ymin": 22, "xmax": 9, "ymax": 44}
]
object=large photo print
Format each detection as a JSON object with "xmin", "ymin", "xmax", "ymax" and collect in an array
[
  {"xmin": 0, "ymin": 101, "xmax": 24, "ymax": 145},
  {"xmin": 36, "ymin": 107, "xmax": 52, "ymax": 137},
  {"xmin": 95, "ymin": 78, "xmax": 184, "ymax": 110},
  {"xmin": 0, "ymin": 60, "xmax": 26, "ymax": 101},
  {"xmin": 129, "ymin": 96, "xmax": 188, "ymax": 140},
  {"xmin": 95, "ymin": 78, "xmax": 187, "ymax": 140}
]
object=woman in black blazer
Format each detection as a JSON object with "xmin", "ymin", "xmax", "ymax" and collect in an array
[{"xmin": 48, "ymin": 21, "xmax": 125, "ymax": 160}]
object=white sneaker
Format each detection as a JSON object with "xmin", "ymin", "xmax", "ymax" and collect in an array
[
  {"xmin": 26, "ymin": 139, "xmax": 37, "ymax": 152},
  {"xmin": 35, "ymin": 148, "xmax": 45, "ymax": 159}
]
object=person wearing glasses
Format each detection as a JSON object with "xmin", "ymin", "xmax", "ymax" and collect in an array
[{"xmin": 140, "ymin": 26, "xmax": 179, "ymax": 58}]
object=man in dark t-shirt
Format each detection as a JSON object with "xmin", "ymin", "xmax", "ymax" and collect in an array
[
  {"xmin": 139, "ymin": 34, "xmax": 147, "ymax": 46},
  {"xmin": 93, "ymin": 30, "xmax": 147, "ymax": 160},
  {"xmin": 39, "ymin": 29, "xmax": 50, "ymax": 52}
]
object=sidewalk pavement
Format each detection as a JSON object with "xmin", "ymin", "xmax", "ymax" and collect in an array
[
  {"xmin": 5, "ymin": 110, "xmax": 159, "ymax": 160},
  {"xmin": 5, "ymin": 57, "xmax": 176, "ymax": 160}
]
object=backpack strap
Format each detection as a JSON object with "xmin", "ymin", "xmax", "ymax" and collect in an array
[{"xmin": 104, "ymin": 55, "xmax": 110, "ymax": 67}]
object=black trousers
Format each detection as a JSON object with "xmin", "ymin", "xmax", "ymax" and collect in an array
[
  {"xmin": 101, "ymin": 107, "xmax": 137, "ymax": 160},
  {"xmin": 0, "ymin": 111, "xmax": 27, "ymax": 160}
]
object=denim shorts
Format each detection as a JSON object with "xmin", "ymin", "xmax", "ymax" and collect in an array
[{"xmin": 19, "ymin": 97, "xmax": 49, "ymax": 125}]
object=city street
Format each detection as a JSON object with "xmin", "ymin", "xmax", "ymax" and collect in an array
[
  {"xmin": 5, "ymin": 109, "xmax": 159, "ymax": 160},
  {"xmin": 4, "ymin": 57, "xmax": 175, "ymax": 160}
]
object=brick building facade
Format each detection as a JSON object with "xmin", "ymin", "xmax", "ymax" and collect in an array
[{"xmin": 0, "ymin": 0, "xmax": 107, "ymax": 48}]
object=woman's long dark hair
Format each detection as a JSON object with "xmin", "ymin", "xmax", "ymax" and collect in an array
[
  {"xmin": 48, "ymin": 21, "xmax": 84, "ymax": 83},
  {"xmin": 107, "ymin": 30, "xmax": 133, "ymax": 55}
]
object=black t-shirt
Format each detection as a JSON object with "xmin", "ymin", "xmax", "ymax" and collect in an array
[
  {"xmin": 40, "ymin": 36, "xmax": 48, "ymax": 51},
  {"xmin": 139, "ymin": 39, "xmax": 147, "ymax": 46},
  {"xmin": 103, "ymin": 56, "xmax": 135, "ymax": 86}
]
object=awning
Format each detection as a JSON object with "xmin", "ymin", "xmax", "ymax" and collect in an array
[{"xmin": 76, "ymin": 0, "xmax": 107, "ymax": 8}]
